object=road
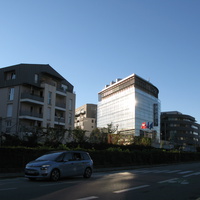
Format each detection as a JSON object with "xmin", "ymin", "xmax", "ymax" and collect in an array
[{"xmin": 1, "ymin": 162, "xmax": 200, "ymax": 200}]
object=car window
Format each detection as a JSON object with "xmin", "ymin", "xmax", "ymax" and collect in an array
[
  {"xmin": 36, "ymin": 152, "xmax": 63, "ymax": 161},
  {"xmin": 55, "ymin": 153, "xmax": 65, "ymax": 162},
  {"xmin": 82, "ymin": 153, "xmax": 91, "ymax": 160},
  {"xmin": 73, "ymin": 153, "xmax": 82, "ymax": 161},
  {"xmin": 63, "ymin": 153, "xmax": 73, "ymax": 161}
]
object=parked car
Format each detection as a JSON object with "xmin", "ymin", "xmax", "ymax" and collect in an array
[{"xmin": 25, "ymin": 151, "xmax": 93, "ymax": 181}]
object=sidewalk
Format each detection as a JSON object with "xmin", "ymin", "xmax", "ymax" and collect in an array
[{"xmin": 0, "ymin": 172, "xmax": 24, "ymax": 179}]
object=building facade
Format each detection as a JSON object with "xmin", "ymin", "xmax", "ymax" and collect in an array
[
  {"xmin": 161, "ymin": 111, "xmax": 200, "ymax": 150},
  {"xmin": 0, "ymin": 64, "xmax": 75, "ymax": 136},
  {"xmin": 97, "ymin": 74, "xmax": 161, "ymax": 141},
  {"xmin": 74, "ymin": 104, "xmax": 97, "ymax": 135}
]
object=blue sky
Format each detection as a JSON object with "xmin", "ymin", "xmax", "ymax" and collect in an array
[{"xmin": 1, "ymin": 0, "xmax": 200, "ymax": 122}]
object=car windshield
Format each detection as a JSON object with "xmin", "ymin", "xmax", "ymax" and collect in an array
[{"xmin": 36, "ymin": 152, "xmax": 63, "ymax": 161}]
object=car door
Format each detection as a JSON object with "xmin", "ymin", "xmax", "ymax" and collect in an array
[
  {"xmin": 59, "ymin": 152, "xmax": 76, "ymax": 177},
  {"xmin": 71, "ymin": 152, "xmax": 85, "ymax": 176}
]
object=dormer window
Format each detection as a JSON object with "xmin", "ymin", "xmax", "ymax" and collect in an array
[
  {"xmin": 61, "ymin": 84, "xmax": 68, "ymax": 92},
  {"xmin": 11, "ymin": 72, "xmax": 16, "ymax": 79},
  {"xmin": 5, "ymin": 71, "xmax": 16, "ymax": 80}
]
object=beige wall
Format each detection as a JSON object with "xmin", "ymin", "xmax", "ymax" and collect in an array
[
  {"xmin": 75, "ymin": 104, "xmax": 97, "ymax": 134},
  {"xmin": 42, "ymin": 83, "xmax": 56, "ymax": 128}
]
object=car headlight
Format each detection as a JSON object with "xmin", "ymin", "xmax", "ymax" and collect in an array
[{"xmin": 40, "ymin": 165, "xmax": 50, "ymax": 170}]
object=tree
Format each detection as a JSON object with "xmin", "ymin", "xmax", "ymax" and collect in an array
[
  {"xmin": 133, "ymin": 136, "xmax": 151, "ymax": 146},
  {"xmin": 71, "ymin": 127, "xmax": 86, "ymax": 143},
  {"xmin": 42, "ymin": 127, "xmax": 67, "ymax": 147},
  {"xmin": 89, "ymin": 128, "xmax": 108, "ymax": 143}
]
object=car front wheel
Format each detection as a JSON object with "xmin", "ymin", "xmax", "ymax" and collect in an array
[
  {"xmin": 83, "ymin": 167, "xmax": 92, "ymax": 178},
  {"xmin": 50, "ymin": 169, "xmax": 60, "ymax": 181}
]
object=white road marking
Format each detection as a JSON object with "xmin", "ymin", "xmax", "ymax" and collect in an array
[
  {"xmin": 76, "ymin": 196, "xmax": 99, "ymax": 200},
  {"xmin": 178, "ymin": 171, "xmax": 193, "ymax": 174},
  {"xmin": 181, "ymin": 180, "xmax": 189, "ymax": 184},
  {"xmin": 183, "ymin": 172, "xmax": 200, "ymax": 177},
  {"xmin": 158, "ymin": 178, "xmax": 179, "ymax": 184},
  {"xmin": 133, "ymin": 170, "xmax": 158, "ymax": 173},
  {"xmin": 153, "ymin": 170, "xmax": 170, "ymax": 173},
  {"xmin": 166, "ymin": 170, "xmax": 182, "ymax": 173},
  {"xmin": 113, "ymin": 185, "xmax": 150, "ymax": 194},
  {"xmin": 158, "ymin": 178, "xmax": 190, "ymax": 184}
]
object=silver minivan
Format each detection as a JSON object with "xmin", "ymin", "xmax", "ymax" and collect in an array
[{"xmin": 25, "ymin": 151, "xmax": 93, "ymax": 181}]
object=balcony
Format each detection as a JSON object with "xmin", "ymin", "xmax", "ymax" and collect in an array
[
  {"xmin": 56, "ymin": 87, "xmax": 67, "ymax": 96},
  {"xmin": 55, "ymin": 102, "xmax": 66, "ymax": 111},
  {"xmin": 55, "ymin": 102, "xmax": 66, "ymax": 109},
  {"xmin": 20, "ymin": 93, "xmax": 44, "ymax": 105},
  {"xmin": 54, "ymin": 116, "xmax": 65, "ymax": 125},
  {"xmin": 19, "ymin": 111, "xmax": 43, "ymax": 121}
]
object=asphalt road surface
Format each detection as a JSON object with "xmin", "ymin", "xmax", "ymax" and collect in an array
[{"xmin": 1, "ymin": 162, "xmax": 200, "ymax": 200}]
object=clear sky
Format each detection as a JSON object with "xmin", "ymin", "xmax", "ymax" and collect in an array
[{"xmin": 1, "ymin": 1, "xmax": 200, "ymax": 122}]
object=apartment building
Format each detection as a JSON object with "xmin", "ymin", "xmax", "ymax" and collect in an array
[
  {"xmin": 161, "ymin": 111, "xmax": 200, "ymax": 150},
  {"xmin": 0, "ymin": 64, "xmax": 75, "ymax": 136},
  {"xmin": 74, "ymin": 104, "xmax": 97, "ymax": 136},
  {"xmin": 97, "ymin": 74, "xmax": 161, "ymax": 141}
]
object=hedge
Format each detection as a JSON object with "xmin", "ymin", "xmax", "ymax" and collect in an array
[{"xmin": 1, "ymin": 147, "xmax": 200, "ymax": 172}]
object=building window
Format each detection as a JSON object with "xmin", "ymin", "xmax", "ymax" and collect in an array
[
  {"xmin": 8, "ymin": 88, "xmax": 14, "ymax": 101},
  {"xmin": 6, "ymin": 120, "xmax": 12, "ymax": 127},
  {"xmin": 5, "ymin": 71, "xmax": 16, "ymax": 80},
  {"xmin": 69, "ymin": 99, "xmax": 72, "ymax": 111},
  {"xmin": 39, "ymin": 107, "xmax": 42, "ymax": 115},
  {"xmin": 153, "ymin": 103, "xmax": 158, "ymax": 126},
  {"xmin": 31, "ymin": 89, "xmax": 34, "ymax": 95},
  {"xmin": 68, "ymin": 113, "xmax": 72, "ymax": 125},
  {"xmin": 40, "ymin": 91, "xmax": 43, "ymax": 97},
  {"xmin": 61, "ymin": 84, "xmax": 68, "ymax": 92},
  {"xmin": 7, "ymin": 104, "xmax": 13, "ymax": 117},
  {"xmin": 30, "ymin": 106, "xmax": 33, "ymax": 114},
  {"xmin": 48, "ymin": 92, "xmax": 52, "ymax": 105},
  {"xmin": 34, "ymin": 74, "xmax": 39, "ymax": 83},
  {"xmin": 47, "ymin": 107, "xmax": 51, "ymax": 120},
  {"xmin": 11, "ymin": 72, "xmax": 16, "ymax": 79}
]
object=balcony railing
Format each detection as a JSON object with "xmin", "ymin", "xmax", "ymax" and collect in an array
[
  {"xmin": 20, "ymin": 111, "xmax": 43, "ymax": 119},
  {"xmin": 57, "ymin": 87, "xmax": 67, "ymax": 93},
  {"xmin": 21, "ymin": 93, "xmax": 44, "ymax": 102},
  {"xmin": 54, "ymin": 116, "xmax": 65, "ymax": 123},
  {"xmin": 55, "ymin": 102, "xmax": 66, "ymax": 109}
]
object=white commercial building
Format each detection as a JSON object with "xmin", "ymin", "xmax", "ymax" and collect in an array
[{"xmin": 97, "ymin": 74, "xmax": 161, "ymax": 141}]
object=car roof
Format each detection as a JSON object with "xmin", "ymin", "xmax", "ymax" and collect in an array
[{"xmin": 47, "ymin": 150, "xmax": 88, "ymax": 154}]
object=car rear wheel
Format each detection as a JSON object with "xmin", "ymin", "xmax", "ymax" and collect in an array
[
  {"xmin": 83, "ymin": 167, "xmax": 92, "ymax": 178},
  {"xmin": 50, "ymin": 169, "xmax": 60, "ymax": 181}
]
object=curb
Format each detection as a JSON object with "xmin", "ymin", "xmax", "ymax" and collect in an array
[{"xmin": 0, "ymin": 164, "xmax": 163, "ymax": 179}]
